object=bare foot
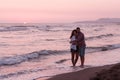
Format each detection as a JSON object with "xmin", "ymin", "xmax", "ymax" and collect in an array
[{"xmin": 80, "ymin": 65, "xmax": 84, "ymax": 68}]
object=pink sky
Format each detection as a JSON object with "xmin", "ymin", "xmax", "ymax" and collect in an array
[{"xmin": 0, "ymin": 0, "xmax": 120, "ymax": 23}]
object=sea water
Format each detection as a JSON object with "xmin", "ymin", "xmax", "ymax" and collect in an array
[{"xmin": 0, "ymin": 22, "xmax": 120, "ymax": 80}]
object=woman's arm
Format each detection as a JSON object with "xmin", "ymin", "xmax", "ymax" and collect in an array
[{"xmin": 70, "ymin": 40, "xmax": 77, "ymax": 45}]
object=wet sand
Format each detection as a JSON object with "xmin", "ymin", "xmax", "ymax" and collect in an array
[{"xmin": 36, "ymin": 64, "xmax": 114, "ymax": 80}]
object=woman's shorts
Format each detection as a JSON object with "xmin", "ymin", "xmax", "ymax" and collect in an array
[{"xmin": 70, "ymin": 49, "xmax": 77, "ymax": 53}]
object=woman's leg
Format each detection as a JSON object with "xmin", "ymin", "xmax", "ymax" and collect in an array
[
  {"xmin": 71, "ymin": 52, "xmax": 75, "ymax": 66},
  {"xmin": 74, "ymin": 52, "xmax": 79, "ymax": 66}
]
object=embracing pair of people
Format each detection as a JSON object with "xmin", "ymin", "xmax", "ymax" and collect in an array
[{"xmin": 70, "ymin": 27, "xmax": 86, "ymax": 68}]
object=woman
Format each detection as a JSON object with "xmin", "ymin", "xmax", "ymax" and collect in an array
[{"xmin": 70, "ymin": 29, "xmax": 79, "ymax": 66}]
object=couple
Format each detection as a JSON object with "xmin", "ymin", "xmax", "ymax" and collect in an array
[{"xmin": 70, "ymin": 27, "xmax": 86, "ymax": 67}]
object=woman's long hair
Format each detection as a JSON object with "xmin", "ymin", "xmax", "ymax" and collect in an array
[{"xmin": 70, "ymin": 29, "xmax": 77, "ymax": 39}]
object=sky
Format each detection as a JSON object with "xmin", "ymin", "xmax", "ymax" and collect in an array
[{"xmin": 0, "ymin": 0, "xmax": 120, "ymax": 23}]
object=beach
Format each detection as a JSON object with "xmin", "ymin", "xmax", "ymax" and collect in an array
[
  {"xmin": 1, "ymin": 0, "xmax": 120, "ymax": 80},
  {"xmin": 0, "ymin": 23, "xmax": 120, "ymax": 80}
]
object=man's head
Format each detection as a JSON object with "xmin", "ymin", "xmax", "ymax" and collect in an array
[{"xmin": 76, "ymin": 27, "xmax": 80, "ymax": 32}]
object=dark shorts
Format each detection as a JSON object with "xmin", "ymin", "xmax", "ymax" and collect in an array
[
  {"xmin": 78, "ymin": 46, "xmax": 86, "ymax": 56},
  {"xmin": 71, "ymin": 49, "xmax": 77, "ymax": 53}
]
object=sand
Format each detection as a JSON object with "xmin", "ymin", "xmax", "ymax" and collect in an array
[
  {"xmin": 36, "ymin": 64, "xmax": 115, "ymax": 80},
  {"xmin": 36, "ymin": 63, "xmax": 120, "ymax": 80},
  {"xmin": 91, "ymin": 63, "xmax": 120, "ymax": 80}
]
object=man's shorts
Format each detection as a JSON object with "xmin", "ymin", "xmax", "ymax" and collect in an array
[{"xmin": 78, "ymin": 46, "xmax": 86, "ymax": 56}]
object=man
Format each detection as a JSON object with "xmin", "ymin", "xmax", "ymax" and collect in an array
[{"xmin": 76, "ymin": 27, "xmax": 86, "ymax": 67}]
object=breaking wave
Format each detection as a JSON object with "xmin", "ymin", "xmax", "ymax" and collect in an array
[
  {"xmin": 0, "ymin": 50, "xmax": 68, "ymax": 66},
  {"xmin": 86, "ymin": 34, "xmax": 114, "ymax": 40},
  {"xmin": 0, "ymin": 44, "xmax": 120, "ymax": 66},
  {"xmin": 0, "ymin": 26, "xmax": 29, "ymax": 32}
]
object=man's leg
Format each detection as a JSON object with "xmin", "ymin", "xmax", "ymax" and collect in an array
[{"xmin": 79, "ymin": 47, "xmax": 85, "ymax": 67}]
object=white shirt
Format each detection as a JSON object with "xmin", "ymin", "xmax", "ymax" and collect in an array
[{"xmin": 70, "ymin": 36, "xmax": 77, "ymax": 50}]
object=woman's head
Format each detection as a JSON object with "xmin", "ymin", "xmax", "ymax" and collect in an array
[
  {"xmin": 72, "ymin": 29, "xmax": 77, "ymax": 35},
  {"xmin": 70, "ymin": 29, "xmax": 77, "ymax": 38}
]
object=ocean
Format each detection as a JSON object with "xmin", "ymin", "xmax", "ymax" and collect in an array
[{"xmin": 0, "ymin": 22, "xmax": 120, "ymax": 80}]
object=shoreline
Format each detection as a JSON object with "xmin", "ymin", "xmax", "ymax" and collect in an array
[{"xmin": 36, "ymin": 63, "xmax": 117, "ymax": 80}]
